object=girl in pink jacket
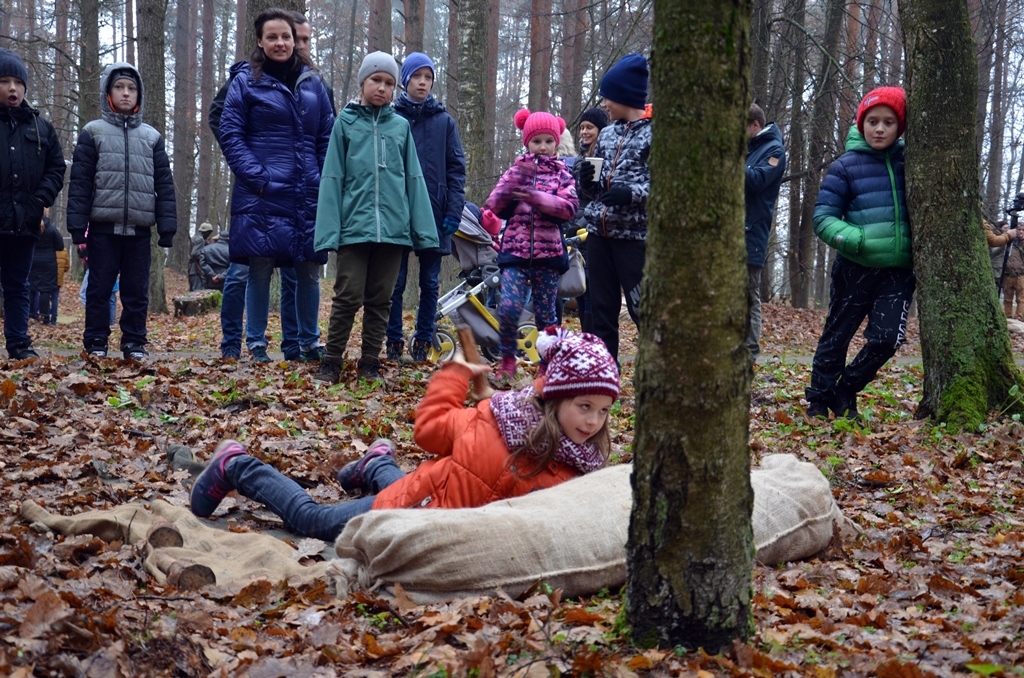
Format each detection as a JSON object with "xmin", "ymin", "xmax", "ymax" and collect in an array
[{"xmin": 485, "ymin": 108, "xmax": 578, "ymax": 378}]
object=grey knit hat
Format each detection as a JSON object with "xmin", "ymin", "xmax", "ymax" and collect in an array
[
  {"xmin": 0, "ymin": 48, "xmax": 29, "ymax": 91},
  {"xmin": 358, "ymin": 51, "xmax": 400, "ymax": 87}
]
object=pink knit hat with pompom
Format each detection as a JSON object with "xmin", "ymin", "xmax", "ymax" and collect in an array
[{"xmin": 514, "ymin": 108, "xmax": 567, "ymax": 148}]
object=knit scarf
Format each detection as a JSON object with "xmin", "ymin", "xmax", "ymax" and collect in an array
[{"xmin": 490, "ymin": 385, "xmax": 605, "ymax": 474}]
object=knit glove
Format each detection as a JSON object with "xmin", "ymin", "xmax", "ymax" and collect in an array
[
  {"xmin": 442, "ymin": 216, "xmax": 460, "ymax": 236},
  {"xmin": 158, "ymin": 233, "xmax": 175, "ymax": 248},
  {"xmin": 602, "ymin": 185, "xmax": 632, "ymax": 207},
  {"xmin": 70, "ymin": 230, "xmax": 87, "ymax": 245},
  {"xmin": 577, "ymin": 159, "xmax": 597, "ymax": 187}
]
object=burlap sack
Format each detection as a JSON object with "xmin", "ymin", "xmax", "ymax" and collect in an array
[
  {"xmin": 21, "ymin": 499, "xmax": 330, "ymax": 591},
  {"xmin": 332, "ymin": 454, "xmax": 848, "ymax": 603}
]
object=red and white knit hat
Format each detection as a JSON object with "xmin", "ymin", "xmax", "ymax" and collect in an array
[{"xmin": 537, "ymin": 327, "xmax": 620, "ymax": 401}]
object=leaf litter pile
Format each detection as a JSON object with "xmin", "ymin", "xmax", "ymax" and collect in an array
[{"xmin": 2, "ymin": 273, "xmax": 1023, "ymax": 677}]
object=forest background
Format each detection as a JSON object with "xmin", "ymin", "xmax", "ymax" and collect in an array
[{"xmin": 2, "ymin": 0, "xmax": 1022, "ymax": 313}]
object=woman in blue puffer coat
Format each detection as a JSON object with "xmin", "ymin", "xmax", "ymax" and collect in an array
[{"xmin": 218, "ymin": 7, "xmax": 334, "ymax": 363}]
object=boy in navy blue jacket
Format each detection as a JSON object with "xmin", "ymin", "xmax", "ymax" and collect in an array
[
  {"xmin": 386, "ymin": 52, "xmax": 466, "ymax": 363},
  {"xmin": 0, "ymin": 48, "xmax": 65, "ymax": 360}
]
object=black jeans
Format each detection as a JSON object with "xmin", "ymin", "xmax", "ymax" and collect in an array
[
  {"xmin": 83, "ymin": 232, "xmax": 151, "ymax": 352},
  {"xmin": 806, "ymin": 256, "xmax": 915, "ymax": 406},
  {"xmin": 586, "ymin": 234, "xmax": 645, "ymax": 361}
]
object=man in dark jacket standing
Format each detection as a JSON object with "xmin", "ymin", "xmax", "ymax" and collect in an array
[
  {"xmin": 0, "ymin": 48, "xmax": 66, "ymax": 359},
  {"xmin": 385, "ymin": 52, "xmax": 466, "ymax": 363},
  {"xmin": 199, "ymin": 231, "xmax": 230, "ymax": 290},
  {"xmin": 189, "ymin": 222, "xmax": 214, "ymax": 290},
  {"xmin": 744, "ymin": 103, "xmax": 786, "ymax": 361}
]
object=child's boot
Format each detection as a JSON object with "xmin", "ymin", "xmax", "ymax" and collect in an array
[
  {"xmin": 386, "ymin": 341, "xmax": 404, "ymax": 362},
  {"xmin": 337, "ymin": 439, "xmax": 396, "ymax": 494},
  {"xmin": 498, "ymin": 355, "xmax": 517, "ymax": 379},
  {"xmin": 190, "ymin": 440, "xmax": 248, "ymax": 518}
]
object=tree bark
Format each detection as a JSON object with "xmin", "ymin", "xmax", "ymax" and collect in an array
[
  {"xmin": 170, "ymin": 0, "xmax": 197, "ymax": 273},
  {"xmin": 527, "ymin": 0, "xmax": 552, "ymax": 111},
  {"xmin": 196, "ymin": 0, "xmax": 217, "ymax": 225},
  {"xmin": 403, "ymin": 0, "xmax": 424, "ymax": 53},
  {"xmin": 456, "ymin": 0, "xmax": 493, "ymax": 204},
  {"xmin": 126, "ymin": 0, "xmax": 135, "ymax": 64},
  {"xmin": 78, "ymin": 0, "xmax": 101, "ymax": 129},
  {"xmin": 137, "ymin": 0, "xmax": 169, "ymax": 313},
  {"xmin": 982, "ymin": 0, "xmax": 1007, "ymax": 217},
  {"xmin": 783, "ymin": 0, "xmax": 806, "ymax": 304},
  {"xmin": 749, "ymin": 0, "xmax": 771, "ymax": 105},
  {"xmin": 559, "ymin": 0, "xmax": 588, "ymax": 127},
  {"xmin": 627, "ymin": 0, "xmax": 753, "ymax": 651},
  {"xmin": 900, "ymin": 0, "xmax": 1023, "ymax": 429},
  {"xmin": 368, "ymin": 0, "xmax": 392, "ymax": 52}
]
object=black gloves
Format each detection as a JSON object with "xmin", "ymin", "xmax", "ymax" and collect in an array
[
  {"xmin": 578, "ymin": 159, "xmax": 596, "ymax": 187},
  {"xmin": 158, "ymin": 234, "xmax": 175, "ymax": 248},
  {"xmin": 602, "ymin": 186, "xmax": 632, "ymax": 207},
  {"xmin": 70, "ymin": 230, "xmax": 87, "ymax": 245}
]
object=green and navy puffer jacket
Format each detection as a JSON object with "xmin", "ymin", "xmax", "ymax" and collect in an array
[
  {"xmin": 813, "ymin": 128, "xmax": 911, "ymax": 269},
  {"xmin": 314, "ymin": 102, "xmax": 438, "ymax": 253}
]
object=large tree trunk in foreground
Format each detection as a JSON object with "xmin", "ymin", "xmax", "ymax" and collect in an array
[
  {"xmin": 626, "ymin": 0, "xmax": 753, "ymax": 651},
  {"xmin": 901, "ymin": 0, "xmax": 1022, "ymax": 428}
]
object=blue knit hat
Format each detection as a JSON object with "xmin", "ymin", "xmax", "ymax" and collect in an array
[
  {"xmin": 401, "ymin": 52, "xmax": 435, "ymax": 90},
  {"xmin": 599, "ymin": 53, "xmax": 648, "ymax": 110},
  {"xmin": 0, "ymin": 48, "xmax": 29, "ymax": 91}
]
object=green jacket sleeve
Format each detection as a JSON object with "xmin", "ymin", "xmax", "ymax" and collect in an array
[
  {"xmin": 314, "ymin": 120, "xmax": 347, "ymax": 253},
  {"xmin": 403, "ymin": 124, "xmax": 440, "ymax": 251}
]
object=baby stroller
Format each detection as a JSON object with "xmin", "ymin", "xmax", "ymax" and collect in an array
[{"xmin": 428, "ymin": 208, "xmax": 541, "ymax": 364}]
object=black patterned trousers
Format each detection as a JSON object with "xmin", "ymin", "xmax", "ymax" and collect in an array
[{"xmin": 806, "ymin": 256, "xmax": 915, "ymax": 407}]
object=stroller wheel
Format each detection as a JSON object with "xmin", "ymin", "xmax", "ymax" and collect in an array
[
  {"xmin": 429, "ymin": 329, "xmax": 457, "ymax": 363},
  {"xmin": 516, "ymin": 324, "xmax": 541, "ymax": 364}
]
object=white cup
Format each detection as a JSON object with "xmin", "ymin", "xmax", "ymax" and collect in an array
[{"xmin": 585, "ymin": 157, "xmax": 603, "ymax": 176}]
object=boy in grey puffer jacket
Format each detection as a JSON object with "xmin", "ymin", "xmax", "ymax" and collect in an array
[
  {"xmin": 67, "ymin": 63, "xmax": 177, "ymax": 360},
  {"xmin": 579, "ymin": 53, "xmax": 651, "ymax": 362}
]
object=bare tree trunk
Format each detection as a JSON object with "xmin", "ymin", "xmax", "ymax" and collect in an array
[
  {"xmin": 341, "ymin": 0, "xmax": 359, "ymax": 105},
  {"xmin": 137, "ymin": 0, "xmax": 170, "ymax": 313},
  {"xmin": 627, "ymin": 0, "xmax": 753, "ymax": 649},
  {"xmin": 126, "ymin": 0, "xmax": 135, "ymax": 63},
  {"xmin": 170, "ymin": 0, "xmax": 197, "ymax": 273},
  {"xmin": 863, "ymin": 0, "xmax": 882, "ymax": 89},
  {"xmin": 403, "ymin": 0, "xmax": 424, "ymax": 53},
  {"xmin": 901, "ymin": 0, "xmax": 1023, "ymax": 428},
  {"xmin": 484, "ymin": 0, "xmax": 499, "ymax": 182},
  {"xmin": 794, "ymin": 0, "xmax": 843, "ymax": 308},
  {"xmin": 456, "ymin": 0, "xmax": 493, "ymax": 203},
  {"xmin": 839, "ymin": 0, "xmax": 860, "ymax": 143},
  {"xmin": 750, "ymin": 0, "xmax": 771, "ymax": 105},
  {"xmin": 528, "ymin": 0, "xmax": 552, "ymax": 111},
  {"xmin": 368, "ymin": 0, "xmax": 392, "ymax": 52},
  {"xmin": 982, "ymin": 0, "xmax": 1007, "ymax": 216},
  {"xmin": 784, "ymin": 0, "xmax": 807, "ymax": 305},
  {"xmin": 559, "ymin": 0, "xmax": 587, "ymax": 127},
  {"xmin": 445, "ymin": 0, "xmax": 459, "ymax": 112},
  {"xmin": 79, "ymin": 0, "xmax": 101, "ymax": 128},
  {"xmin": 196, "ymin": 0, "xmax": 217, "ymax": 225}
]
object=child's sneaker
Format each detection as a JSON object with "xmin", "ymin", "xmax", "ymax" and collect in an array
[
  {"xmin": 251, "ymin": 346, "xmax": 272, "ymax": 363},
  {"xmin": 386, "ymin": 341, "xmax": 404, "ymax": 362},
  {"xmin": 410, "ymin": 340, "xmax": 430, "ymax": 363},
  {"xmin": 190, "ymin": 440, "xmax": 248, "ymax": 518},
  {"xmin": 337, "ymin": 439, "xmax": 395, "ymax": 494},
  {"xmin": 498, "ymin": 355, "xmax": 517, "ymax": 379}
]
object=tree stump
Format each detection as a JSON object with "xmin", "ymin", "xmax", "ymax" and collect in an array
[{"xmin": 172, "ymin": 289, "xmax": 221, "ymax": 317}]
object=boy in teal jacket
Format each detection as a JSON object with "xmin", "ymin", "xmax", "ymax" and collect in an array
[
  {"xmin": 313, "ymin": 52, "xmax": 437, "ymax": 383},
  {"xmin": 806, "ymin": 86, "xmax": 913, "ymax": 420}
]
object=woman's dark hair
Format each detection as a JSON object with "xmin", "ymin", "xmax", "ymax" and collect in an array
[
  {"xmin": 506, "ymin": 395, "xmax": 611, "ymax": 478},
  {"xmin": 250, "ymin": 7, "xmax": 315, "ymax": 79}
]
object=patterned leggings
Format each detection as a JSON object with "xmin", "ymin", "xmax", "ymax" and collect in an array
[{"xmin": 499, "ymin": 265, "xmax": 560, "ymax": 356}]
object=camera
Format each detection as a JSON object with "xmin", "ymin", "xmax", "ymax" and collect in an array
[{"xmin": 1009, "ymin": 192, "xmax": 1024, "ymax": 215}]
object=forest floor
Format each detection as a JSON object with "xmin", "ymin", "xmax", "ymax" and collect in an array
[{"xmin": 1, "ymin": 270, "xmax": 1023, "ymax": 677}]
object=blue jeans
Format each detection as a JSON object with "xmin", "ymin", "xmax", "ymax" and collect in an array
[
  {"xmin": 80, "ymin": 269, "xmax": 118, "ymax": 325},
  {"xmin": 245, "ymin": 259, "xmax": 312, "ymax": 355},
  {"xmin": 387, "ymin": 249, "xmax": 443, "ymax": 344},
  {"xmin": 220, "ymin": 262, "xmax": 249, "ymax": 358},
  {"xmin": 0, "ymin": 234, "xmax": 36, "ymax": 353},
  {"xmin": 227, "ymin": 454, "xmax": 406, "ymax": 541},
  {"xmin": 30, "ymin": 288, "xmax": 60, "ymax": 323},
  {"xmin": 83, "ymin": 232, "xmax": 149, "ymax": 352}
]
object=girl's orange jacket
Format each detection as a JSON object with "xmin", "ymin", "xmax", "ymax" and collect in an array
[{"xmin": 372, "ymin": 363, "xmax": 580, "ymax": 510}]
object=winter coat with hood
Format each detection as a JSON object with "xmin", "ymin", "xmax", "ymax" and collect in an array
[
  {"xmin": 582, "ymin": 117, "xmax": 651, "ymax": 240},
  {"xmin": 372, "ymin": 363, "xmax": 582, "ymax": 510},
  {"xmin": 745, "ymin": 122, "xmax": 787, "ymax": 268},
  {"xmin": 219, "ymin": 59, "xmax": 334, "ymax": 265},
  {"xmin": 67, "ymin": 63, "xmax": 176, "ymax": 243},
  {"xmin": 485, "ymin": 153, "xmax": 577, "ymax": 270},
  {"xmin": 393, "ymin": 93, "xmax": 466, "ymax": 255},
  {"xmin": 314, "ymin": 102, "xmax": 438, "ymax": 253},
  {"xmin": 814, "ymin": 128, "xmax": 912, "ymax": 270},
  {"xmin": 0, "ymin": 101, "xmax": 65, "ymax": 239}
]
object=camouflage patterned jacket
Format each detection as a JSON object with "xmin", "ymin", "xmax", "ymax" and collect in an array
[{"xmin": 582, "ymin": 117, "xmax": 651, "ymax": 240}]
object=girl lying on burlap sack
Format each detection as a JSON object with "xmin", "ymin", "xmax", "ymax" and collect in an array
[{"xmin": 189, "ymin": 328, "xmax": 621, "ymax": 541}]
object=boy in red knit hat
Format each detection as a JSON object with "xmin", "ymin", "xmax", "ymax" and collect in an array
[{"xmin": 806, "ymin": 86, "xmax": 913, "ymax": 420}]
